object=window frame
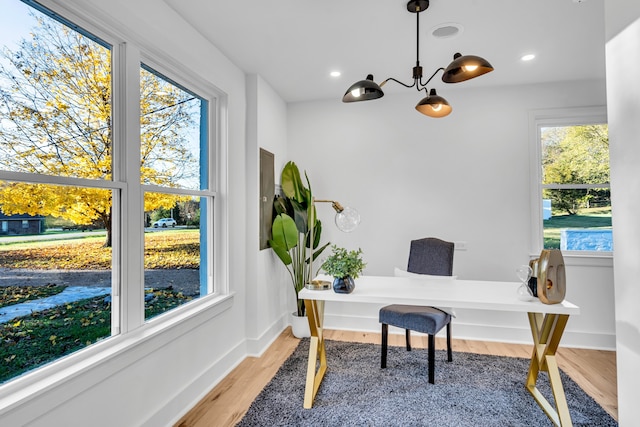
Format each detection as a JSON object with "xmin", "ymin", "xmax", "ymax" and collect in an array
[
  {"xmin": 0, "ymin": 0, "xmax": 230, "ymax": 399},
  {"xmin": 138, "ymin": 54, "xmax": 226, "ymax": 301},
  {"xmin": 528, "ymin": 106, "xmax": 611, "ymax": 261}
]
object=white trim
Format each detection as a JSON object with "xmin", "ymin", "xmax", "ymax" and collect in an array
[
  {"xmin": 542, "ymin": 183, "xmax": 611, "ymax": 190},
  {"xmin": 140, "ymin": 184, "xmax": 216, "ymax": 198},
  {"xmin": 0, "ymin": 171, "xmax": 125, "ymax": 190},
  {"xmin": 121, "ymin": 41, "xmax": 145, "ymax": 332},
  {"xmin": 0, "ymin": 294, "xmax": 234, "ymax": 415}
]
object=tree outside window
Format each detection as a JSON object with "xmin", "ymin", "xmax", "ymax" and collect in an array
[
  {"xmin": 540, "ymin": 123, "xmax": 612, "ymax": 251},
  {"xmin": 0, "ymin": 0, "xmax": 216, "ymax": 383}
]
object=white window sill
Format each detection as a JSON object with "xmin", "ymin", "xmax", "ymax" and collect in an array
[
  {"xmin": 529, "ymin": 251, "xmax": 613, "ymax": 267},
  {"xmin": 0, "ymin": 292, "xmax": 234, "ymax": 414}
]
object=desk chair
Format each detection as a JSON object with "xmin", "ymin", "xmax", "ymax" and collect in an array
[{"xmin": 379, "ymin": 237, "xmax": 454, "ymax": 383}]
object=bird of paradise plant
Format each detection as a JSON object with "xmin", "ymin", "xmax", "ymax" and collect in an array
[{"xmin": 268, "ymin": 161, "xmax": 330, "ymax": 317}]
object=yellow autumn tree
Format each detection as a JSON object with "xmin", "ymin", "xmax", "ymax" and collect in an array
[{"xmin": 0, "ymin": 14, "xmax": 198, "ymax": 246}]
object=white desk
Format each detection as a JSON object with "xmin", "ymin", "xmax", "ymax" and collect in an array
[{"xmin": 299, "ymin": 275, "xmax": 580, "ymax": 427}]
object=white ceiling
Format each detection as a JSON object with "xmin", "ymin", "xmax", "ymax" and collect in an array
[{"xmin": 164, "ymin": 0, "xmax": 606, "ymax": 103}]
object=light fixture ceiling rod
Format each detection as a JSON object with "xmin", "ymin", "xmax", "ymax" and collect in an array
[{"xmin": 415, "ymin": 7, "xmax": 420, "ymax": 72}]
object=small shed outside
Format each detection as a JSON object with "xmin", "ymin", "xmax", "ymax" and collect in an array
[{"xmin": 0, "ymin": 210, "xmax": 45, "ymax": 235}]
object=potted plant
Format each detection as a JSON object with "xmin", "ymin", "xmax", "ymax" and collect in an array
[
  {"xmin": 268, "ymin": 161, "xmax": 330, "ymax": 336},
  {"xmin": 321, "ymin": 245, "xmax": 366, "ymax": 294}
]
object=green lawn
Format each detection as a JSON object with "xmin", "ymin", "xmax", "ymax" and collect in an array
[
  {"xmin": 0, "ymin": 289, "xmax": 192, "ymax": 383},
  {"xmin": 543, "ymin": 207, "xmax": 612, "ymax": 249},
  {"xmin": 0, "ymin": 230, "xmax": 198, "ymax": 383}
]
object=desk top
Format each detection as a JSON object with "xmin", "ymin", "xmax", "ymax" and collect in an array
[{"xmin": 299, "ymin": 275, "xmax": 580, "ymax": 315}]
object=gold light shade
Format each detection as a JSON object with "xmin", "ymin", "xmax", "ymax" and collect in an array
[
  {"xmin": 415, "ymin": 89, "xmax": 452, "ymax": 118},
  {"xmin": 442, "ymin": 53, "xmax": 494, "ymax": 83}
]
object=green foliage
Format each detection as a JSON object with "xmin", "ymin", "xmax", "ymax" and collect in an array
[
  {"xmin": 177, "ymin": 200, "xmax": 201, "ymax": 226},
  {"xmin": 542, "ymin": 124, "xmax": 610, "ymax": 215},
  {"xmin": 150, "ymin": 207, "xmax": 173, "ymax": 224},
  {"xmin": 321, "ymin": 245, "xmax": 366, "ymax": 279},
  {"xmin": 269, "ymin": 213, "xmax": 298, "ymax": 265},
  {"xmin": 0, "ymin": 290, "xmax": 192, "ymax": 383},
  {"xmin": 268, "ymin": 161, "xmax": 329, "ymax": 316},
  {"xmin": 543, "ymin": 207, "xmax": 612, "ymax": 249}
]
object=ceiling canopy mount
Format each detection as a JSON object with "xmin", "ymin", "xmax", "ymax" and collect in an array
[{"xmin": 407, "ymin": 0, "xmax": 430, "ymax": 13}]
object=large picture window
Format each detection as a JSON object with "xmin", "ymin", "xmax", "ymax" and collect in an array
[
  {"xmin": 531, "ymin": 108, "xmax": 611, "ymax": 254},
  {"xmin": 0, "ymin": 0, "xmax": 221, "ymax": 385},
  {"xmin": 0, "ymin": 1, "xmax": 117, "ymax": 384}
]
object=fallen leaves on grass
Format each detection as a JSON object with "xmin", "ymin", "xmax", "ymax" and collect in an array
[
  {"xmin": 0, "ymin": 289, "xmax": 194, "ymax": 383},
  {"xmin": 144, "ymin": 232, "xmax": 200, "ymax": 269},
  {"xmin": 0, "ymin": 230, "xmax": 200, "ymax": 270},
  {"xmin": 0, "ymin": 284, "xmax": 67, "ymax": 309}
]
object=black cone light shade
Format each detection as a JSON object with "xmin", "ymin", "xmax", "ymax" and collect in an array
[
  {"xmin": 415, "ymin": 89, "xmax": 452, "ymax": 118},
  {"xmin": 342, "ymin": 74, "xmax": 384, "ymax": 102},
  {"xmin": 442, "ymin": 53, "xmax": 494, "ymax": 83}
]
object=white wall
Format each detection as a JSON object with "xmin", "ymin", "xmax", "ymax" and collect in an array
[
  {"xmin": 245, "ymin": 74, "xmax": 291, "ymax": 354},
  {"xmin": 288, "ymin": 79, "xmax": 615, "ymax": 349},
  {"xmin": 605, "ymin": 1, "xmax": 640, "ymax": 424}
]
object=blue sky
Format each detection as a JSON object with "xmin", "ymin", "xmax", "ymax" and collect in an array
[
  {"xmin": 0, "ymin": 0, "xmax": 38, "ymax": 54},
  {"xmin": 0, "ymin": 0, "xmax": 203, "ymax": 189}
]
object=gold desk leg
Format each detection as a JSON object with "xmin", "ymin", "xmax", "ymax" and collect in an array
[
  {"xmin": 303, "ymin": 299, "xmax": 326, "ymax": 409},
  {"xmin": 527, "ymin": 312, "xmax": 572, "ymax": 427}
]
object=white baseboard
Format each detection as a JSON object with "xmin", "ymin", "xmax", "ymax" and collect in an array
[
  {"xmin": 156, "ymin": 316, "xmax": 287, "ymax": 427},
  {"xmin": 245, "ymin": 314, "xmax": 289, "ymax": 357},
  {"xmin": 324, "ymin": 313, "xmax": 616, "ymax": 351},
  {"xmin": 148, "ymin": 340, "xmax": 247, "ymax": 427}
]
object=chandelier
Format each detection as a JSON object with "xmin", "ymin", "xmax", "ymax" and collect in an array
[{"xmin": 342, "ymin": 0, "xmax": 494, "ymax": 118}]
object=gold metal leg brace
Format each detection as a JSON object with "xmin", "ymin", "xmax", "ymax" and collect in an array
[
  {"xmin": 303, "ymin": 299, "xmax": 327, "ymax": 409},
  {"xmin": 527, "ymin": 312, "xmax": 572, "ymax": 427}
]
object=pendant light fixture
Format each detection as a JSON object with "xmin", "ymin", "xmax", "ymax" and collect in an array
[{"xmin": 342, "ymin": 0, "xmax": 494, "ymax": 118}]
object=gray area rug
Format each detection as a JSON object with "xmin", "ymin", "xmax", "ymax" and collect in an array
[{"xmin": 237, "ymin": 339, "xmax": 617, "ymax": 426}]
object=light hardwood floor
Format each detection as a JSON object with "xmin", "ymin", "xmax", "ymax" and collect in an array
[{"xmin": 175, "ymin": 328, "xmax": 618, "ymax": 426}]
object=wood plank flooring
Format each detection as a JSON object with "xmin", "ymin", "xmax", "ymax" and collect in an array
[{"xmin": 175, "ymin": 328, "xmax": 618, "ymax": 426}]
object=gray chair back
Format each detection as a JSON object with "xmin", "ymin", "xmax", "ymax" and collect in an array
[{"xmin": 407, "ymin": 237, "xmax": 454, "ymax": 276}]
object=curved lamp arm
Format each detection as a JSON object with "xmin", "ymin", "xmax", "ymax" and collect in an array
[{"xmin": 380, "ymin": 66, "xmax": 445, "ymax": 93}]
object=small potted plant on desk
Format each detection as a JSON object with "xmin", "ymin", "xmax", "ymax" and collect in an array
[{"xmin": 321, "ymin": 245, "xmax": 366, "ymax": 294}]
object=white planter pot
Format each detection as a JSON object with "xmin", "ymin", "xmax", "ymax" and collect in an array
[{"xmin": 290, "ymin": 312, "xmax": 310, "ymax": 338}]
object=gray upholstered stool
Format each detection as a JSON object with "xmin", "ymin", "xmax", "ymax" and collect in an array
[{"xmin": 380, "ymin": 304, "xmax": 452, "ymax": 384}]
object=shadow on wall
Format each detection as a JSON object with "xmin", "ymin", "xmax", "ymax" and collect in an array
[{"xmin": 616, "ymin": 321, "xmax": 640, "ymax": 356}]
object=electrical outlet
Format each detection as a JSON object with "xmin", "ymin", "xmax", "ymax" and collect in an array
[{"xmin": 455, "ymin": 241, "xmax": 467, "ymax": 251}]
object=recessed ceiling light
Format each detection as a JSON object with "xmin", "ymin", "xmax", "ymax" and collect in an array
[
  {"xmin": 431, "ymin": 23, "xmax": 463, "ymax": 39},
  {"xmin": 330, "ymin": 71, "xmax": 341, "ymax": 77},
  {"xmin": 521, "ymin": 54, "xmax": 536, "ymax": 61}
]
